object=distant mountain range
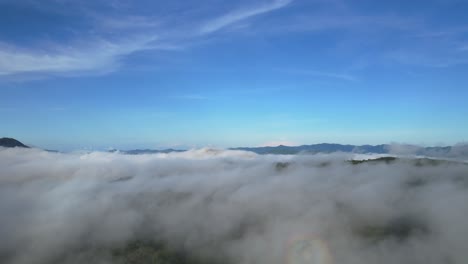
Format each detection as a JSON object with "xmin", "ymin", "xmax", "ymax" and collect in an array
[
  {"xmin": 231, "ymin": 143, "xmax": 388, "ymax": 155},
  {"xmin": 0, "ymin": 137, "xmax": 29, "ymax": 148},
  {"xmin": 68, "ymin": 143, "xmax": 468, "ymax": 158},
  {"xmin": 1, "ymin": 137, "xmax": 467, "ymax": 158},
  {"xmin": 231, "ymin": 143, "xmax": 468, "ymax": 158}
]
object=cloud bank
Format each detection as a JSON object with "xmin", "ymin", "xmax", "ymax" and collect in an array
[{"xmin": 1, "ymin": 147, "xmax": 468, "ymax": 264}]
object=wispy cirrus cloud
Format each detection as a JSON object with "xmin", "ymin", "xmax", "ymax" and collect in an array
[
  {"xmin": 0, "ymin": 36, "xmax": 159, "ymax": 76},
  {"xmin": 93, "ymin": 15, "xmax": 161, "ymax": 30},
  {"xmin": 2, "ymin": 0, "xmax": 467, "ymax": 80},
  {"xmin": 198, "ymin": 0, "xmax": 293, "ymax": 34},
  {"xmin": 0, "ymin": 0, "xmax": 293, "ymax": 79}
]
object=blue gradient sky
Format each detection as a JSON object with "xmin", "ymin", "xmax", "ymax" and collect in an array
[{"xmin": 1, "ymin": 0, "xmax": 468, "ymax": 150}]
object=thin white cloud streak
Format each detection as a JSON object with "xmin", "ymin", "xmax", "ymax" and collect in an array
[
  {"xmin": 94, "ymin": 15, "xmax": 161, "ymax": 30},
  {"xmin": 198, "ymin": 0, "xmax": 293, "ymax": 34},
  {"xmin": 0, "ymin": 36, "xmax": 159, "ymax": 76}
]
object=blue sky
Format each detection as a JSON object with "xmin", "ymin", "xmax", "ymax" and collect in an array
[{"xmin": 1, "ymin": 0, "xmax": 468, "ymax": 150}]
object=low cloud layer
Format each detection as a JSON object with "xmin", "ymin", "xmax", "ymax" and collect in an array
[
  {"xmin": 1, "ymin": 147, "xmax": 468, "ymax": 264},
  {"xmin": 387, "ymin": 143, "xmax": 468, "ymax": 159}
]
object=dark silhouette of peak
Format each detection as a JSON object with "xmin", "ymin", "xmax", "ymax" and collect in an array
[{"xmin": 0, "ymin": 137, "xmax": 29, "ymax": 148}]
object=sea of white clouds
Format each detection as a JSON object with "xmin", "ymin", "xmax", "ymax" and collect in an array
[{"xmin": 1, "ymin": 147, "xmax": 468, "ymax": 264}]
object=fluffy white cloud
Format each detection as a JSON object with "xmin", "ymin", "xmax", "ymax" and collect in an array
[{"xmin": 1, "ymin": 147, "xmax": 468, "ymax": 263}]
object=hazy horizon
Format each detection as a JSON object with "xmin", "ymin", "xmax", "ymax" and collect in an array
[{"xmin": 3, "ymin": 136, "xmax": 468, "ymax": 152}]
